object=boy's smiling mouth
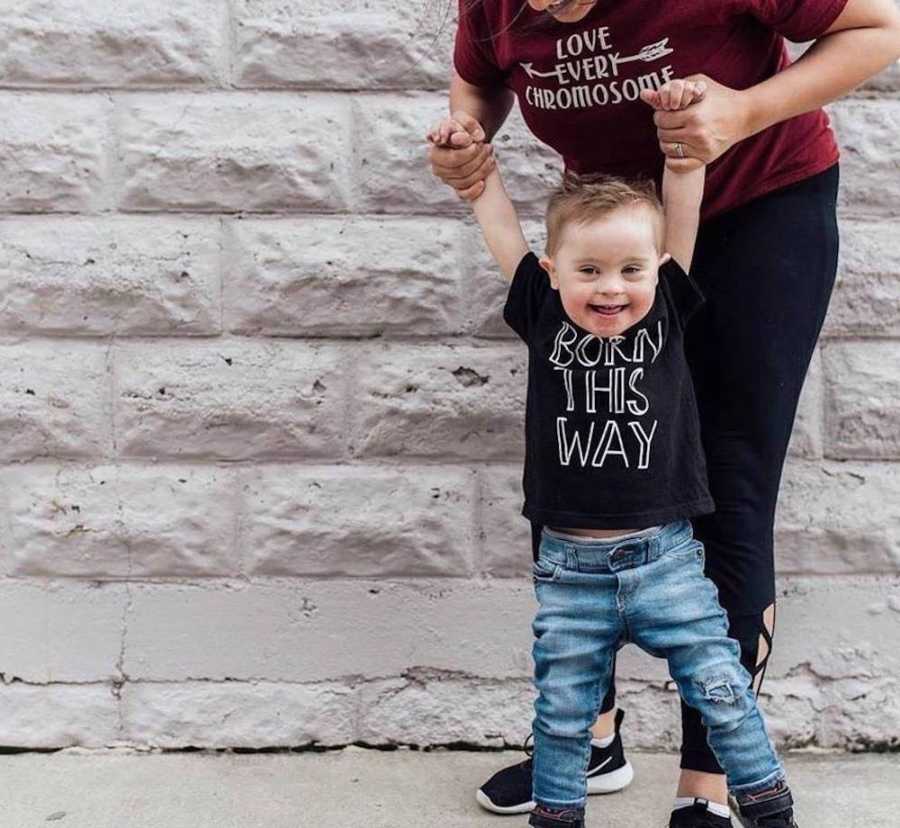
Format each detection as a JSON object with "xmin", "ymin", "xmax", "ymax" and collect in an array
[{"xmin": 589, "ymin": 302, "xmax": 629, "ymax": 316}]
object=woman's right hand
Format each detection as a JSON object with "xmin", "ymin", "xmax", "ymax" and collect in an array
[{"xmin": 426, "ymin": 110, "xmax": 495, "ymax": 201}]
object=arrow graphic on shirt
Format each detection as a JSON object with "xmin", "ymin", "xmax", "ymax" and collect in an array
[
  {"xmin": 614, "ymin": 38, "xmax": 674, "ymax": 65},
  {"xmin": 520, "ymin": 38, "xmax": 674, "ymax": 81}
]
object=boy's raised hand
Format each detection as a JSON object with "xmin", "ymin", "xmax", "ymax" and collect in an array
[
  {"xmin": 426, "ymin": 110, "xmax": 485, "ymax": 148},
  {"xmin": 641, "ymin": 79, "xmax": 707, "ymax": 173},
  {"xmin": 640, "ymin": 79, "xmax": 707, "ymax": 112}
]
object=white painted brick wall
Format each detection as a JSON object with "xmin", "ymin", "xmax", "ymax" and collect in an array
[{"xmin": 0, "ymin": 1, "xmax": 898, "ymax": 753}]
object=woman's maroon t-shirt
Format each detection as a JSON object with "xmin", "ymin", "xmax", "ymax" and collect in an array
[{"xmin": 454, "ymin": 0, "xmax": 846, "ymax": 221}]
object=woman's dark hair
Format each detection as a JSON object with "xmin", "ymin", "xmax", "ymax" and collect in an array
[{"xmin": 458, "ymin": 0, "xmax": 581, "ymax": 47}]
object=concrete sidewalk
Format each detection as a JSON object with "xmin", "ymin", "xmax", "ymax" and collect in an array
[{"xmin": 2, "ymin": 748, "xmax": 897, "ymax": 827}]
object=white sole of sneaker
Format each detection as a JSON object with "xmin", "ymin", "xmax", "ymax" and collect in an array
[
  {"xmin": 474, "ymin": 789, "xmax": 535, "ymax": 815},
  {"xmin": 474, "ymin": 760, "xmax": 635, "ymax": 815},
  {"xmin": 587, "ymin": 759, "xmax": 634, "ymax": 793}
]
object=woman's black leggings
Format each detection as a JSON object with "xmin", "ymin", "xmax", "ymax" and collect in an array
[{"xmin": 531, "ymin": 162, "xmax": 841, "ymax": 773}]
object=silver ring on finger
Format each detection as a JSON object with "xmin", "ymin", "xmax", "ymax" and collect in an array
[{"xmin": 675, "ymin": 142, "xmax": 685, "ymax": 158}]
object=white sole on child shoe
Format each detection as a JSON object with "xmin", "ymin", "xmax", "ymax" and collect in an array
[{"xmin": 473, "ymin": 759, "xmax": 635, "ymax": 815}]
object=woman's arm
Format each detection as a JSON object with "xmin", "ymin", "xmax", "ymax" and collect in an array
[
  {"xmin": 651, "ymin": 0, "xmax": 900, "ymax": 165},
  {"xmin": 450, "ymin": 70, "xmax": 517, "ymax": 142},
  {"xmin": 426, "ymin": 72, "xmax": 515, "ymax": 201},
  {"xmin": 742, "ymin": 0, "xmax": 900, "ymax": 137}
]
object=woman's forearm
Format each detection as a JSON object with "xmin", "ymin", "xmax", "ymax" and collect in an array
[
  {"xmin": 449, "ymin": 70, "xmax": 517, "ymax": 141},
  {"xmin": 743, "ymin": 20, "xmax": 900, "ymax": 137}
]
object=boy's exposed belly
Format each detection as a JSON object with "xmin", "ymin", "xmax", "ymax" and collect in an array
[{"xmin": 550, "ymin": 526, "xmax": 644, "ymax": 538}]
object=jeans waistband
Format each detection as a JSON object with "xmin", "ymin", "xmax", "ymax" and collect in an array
[{"xmin": 538, "ymin": 520, "xmax": 693, "ymax": 573}]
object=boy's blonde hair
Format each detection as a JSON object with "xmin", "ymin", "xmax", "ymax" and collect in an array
[{"xmin": 545, "ymin": 170, "xmax": 665, "ymax": 257}]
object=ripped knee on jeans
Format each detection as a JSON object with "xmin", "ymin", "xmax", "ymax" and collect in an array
[{"xmin": 694, "ymin": 674, "xmax": 740, "ymax": 705}]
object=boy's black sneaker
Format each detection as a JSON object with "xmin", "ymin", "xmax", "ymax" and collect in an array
[
  {"xmin": 528, "ymin": 804, "xmax": 585, "ymax": 828},
  {"xmin": 734, "ymin": 806, "xmax": 798, "ymax": 828},
  {"xmin": 475, "ymin": 708, "xmax": 634, "ymax": 815},
  {"xmin": 731, "ymin": 783, "xmax": 798, "ymax": 827},
  {"xmin": 669, "ymin": 798, "xmax": 733, "ymax": 828}
]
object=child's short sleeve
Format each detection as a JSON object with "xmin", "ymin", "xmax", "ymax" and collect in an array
[
  {"xmin": 503, "ymin": 251, "xmax": 551, "ymax": 344},
  {"xmin": 660, "ymin": 257, "xmax": 705, "ymax": 327},
  {"xmin": 453, "ymin": 0, "xmax": 506, "ymax": 87},
  {"xmin": 744, "ymin": 0, "xmax": 848, "ymax": 41}
]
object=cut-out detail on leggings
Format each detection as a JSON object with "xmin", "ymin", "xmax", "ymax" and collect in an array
[{"xmin": 752, "ymin": 603, "xmax": 776, "ymax": 695}]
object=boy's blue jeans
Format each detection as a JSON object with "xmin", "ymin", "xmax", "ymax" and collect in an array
[{"xmin": 531, "ymin": 520, "xmax": 788, "ymax": 815}]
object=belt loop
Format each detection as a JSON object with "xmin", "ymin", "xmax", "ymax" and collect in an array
[{"xmin": 566, "ymin": 545, "xmax": 578, "ymax": 571}]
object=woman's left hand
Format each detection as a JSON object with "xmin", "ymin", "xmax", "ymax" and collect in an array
[{"xmin": 640, "ymin": 73, "xmax": 754, "ymax": 169}]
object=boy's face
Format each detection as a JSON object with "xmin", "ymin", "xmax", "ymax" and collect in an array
[{"xmin": 540, "ymin": 205, "xmax": 670, "ymax": 338}]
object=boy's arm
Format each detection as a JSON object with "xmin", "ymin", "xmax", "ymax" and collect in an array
[
  {"xmin": 470, "ymin": 163, "xmax": 530, "ymax": 281},
  {"xmin": 661, "ymin": 162, "xmax": 705, "ymax": 273}
]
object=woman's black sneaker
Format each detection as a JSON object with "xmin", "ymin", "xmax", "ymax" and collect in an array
[
  {"xmin": 669, "ymin": 798, "xmax": 734, "ymax": 828},
  {"xmin": 475, "ymin": 708, "xmax": 634, "ymax": 814}
]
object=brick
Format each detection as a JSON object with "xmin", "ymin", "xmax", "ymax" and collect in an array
[
  {"xmin": 0, "ymin": 581, "xmax": 127, "ymax": 682},
  {"xmin": 114, "ymin": 342, "xmax": 347, "ymax": 461},
  {"xmin": 767, "ymin": 577, "xmax": 900, "ymax": 681},
  {"xmin": 0, "ymin": 463, "xmax": 240, "ymax": 577},
  {"xmin": 464, "ymin": 219, "xmax": 546, "ymax": 339},
  {"xmin": 0, "ymin": 93, "xmax": 110, "ymax": 211},
  {"xmin": 362, "ymin": 671, "xmax": 900, "ymax": 751},
  {"xmin": 0, "ymin": 683, "xmax": 120, "ymax": 748},
  {"xmin": 123, "ymin": 579, "xmax": 535, "ymax": 682},
  {"xmin": 349, "ymin": 342, "xmax": 527, "ymax": 460},
  {"xmin": 476, "ymin": 465, "xmax": 532, "ymax": 576},
  {"xmin": 359, "ymin": 674, "xmax": 534, "ymax": 747},
  {"xmin": 829, "ymin": 99, "xmax": 900, "ymax": 217},
  {"xmin": 122, "ymin": 576, "xmax": 900, "ymax": 689},
  {"xmin": 233, "ymin": 0, "xmax": 453, "ymax": 89},
  {"xmin": 0, "ymin": 342, "xmax": 112, "ymax": 461},
  {"xmin": 122, "ymin": 681, "xmax": 355, "ymax": 747},
  {"xmin": 224, "ymin": 216, "xmax": 463, "ymax": 337},
  {"xmin": 118, "ymin": 94, "xmax": 351, "ymax": 212},
  {"xmin": 0, "ymin": 0, "xmax": 225, "ymax": 87},
  {"xmin": 822, "ymin": 219, "xmax": 900, "ymax": 338},
  {"xmin": 775, "ymin": 460, "xmax": 900, "ymax": 574},
  {"xmin": 0, "ymin": 216, "xmax": 222, "ymax": 336},
  {"xmin": 822, "ymin": 341, "xmax": 900, "ymax": 459},
  {"xmin": 353, "ymin": 95, "xmax": 561, "ymax": 214},
  {"xmin": 238, "ymin": 465, "xmax": 476, "ymax": 577}
]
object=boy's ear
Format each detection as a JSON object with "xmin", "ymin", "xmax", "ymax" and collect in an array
[{"xmin": 539, "ymin": 255, "xmax": 559, "ymax": 289}]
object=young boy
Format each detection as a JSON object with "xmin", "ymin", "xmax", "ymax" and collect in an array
[{"xmin": 427, "ymin": 80, "xmax": 798, "ymax": 828}]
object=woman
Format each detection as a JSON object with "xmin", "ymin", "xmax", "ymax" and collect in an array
[{"xmin": 427, "ymin": 1, "xmax": 900, "ymax": 826}]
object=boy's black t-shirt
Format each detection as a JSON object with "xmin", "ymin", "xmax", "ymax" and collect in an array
[{"xmin": 503, "ymin": 251, "xmax": 715, "ymax": 560}]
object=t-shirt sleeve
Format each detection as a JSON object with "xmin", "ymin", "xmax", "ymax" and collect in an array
[
  {"xmin": 503, "ymin": 251, "xmax": 551, "ymax": 343},
  {"xmin": 453, "ymin": 0, "xmax": 506, "ymax": 87},
  {"xmin": 745, "ymin": 0, "xmax": 849, "ymax": 41},
  {"xmin": 661, "ymin": 257, "xmax": 705, "ymax": 327}
]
